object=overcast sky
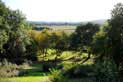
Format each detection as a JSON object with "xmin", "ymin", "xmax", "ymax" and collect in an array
[{"xmin": 2, "ymin": 0, "xmax": 123, "ymax": 22}]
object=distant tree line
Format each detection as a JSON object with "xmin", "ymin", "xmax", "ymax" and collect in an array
[{"xmin": 28, "ymin": 21, "xmax": 79, "ymax": 26}]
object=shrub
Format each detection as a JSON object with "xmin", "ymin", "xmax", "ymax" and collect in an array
[
  {"xmin": 94, "ymin": 59, "xmax": 118, "ymax": 82},
  {"xmin": 0, "ymin": 59, "xmax": 19, "ymax": 77},
  {"xmin": 49, "ymin": 68, "xmax": 68, "ymax": 82},
  {"xmin": 19, "ymin": 60, "xmax": 31, "ymax": 69},
  {"xmin": 61, "ymin": 63, "xmax": 94, "ymax": 78},
  {"xmin": 17, "ymin": 60, "xmax": 31, "ymax": 76},
  {"xmin": 42, "ymin": 62, "xmax": 56, "ymax": 72},
  {"xmin": 0, "ymin": 59, "xmax": 30, "ymax": 77}
]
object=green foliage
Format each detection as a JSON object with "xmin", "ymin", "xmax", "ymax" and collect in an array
[
  {"xmin": 48, "ymin": 31, "xmax": 69, "ymax": 51},
  {"xmin": 94, "ymin": 59, "xmax": 117, "ymax": 82},
  {"xmin": 42, "ymin": 62, "xmax": 56, "ymax": 72},
  {"xmin": 92, "ymin": 3, "xmax": 123, "ymax": 72},
  {"xmin": 69, "ymin": 23, "xmax": 100, "ymax": 64},
  {"xmin": 61, "ymin": 64, "xmax": 94, "ymax": 78},
  {"xmin": 106, "ymin": 3, "xmax": 123, "ymax": 68},
  {"xmin": 70, "ymin": 22, "xmax": 99, "ymax": 51},
  {"xmin": 49, "ymin": 68, "xmax": 68, "ymax": 82},
  {"xmin": 25, "ymin": 38, "xmax": 38, "ymax": 61},
  {"xmin": 92, "ymin": 31, "xmax": 109, "ymax": 60},
  {"xmin": 0, "ymin": 0, "xmax": 34, "ymax": 63},
  {"xmin": 0, "ymin": 30, "xmax": 8, "ymax": 52}
]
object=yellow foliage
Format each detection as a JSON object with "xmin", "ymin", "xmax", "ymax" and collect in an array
[
  {"xmin": 28, "ymin": 29, "xmax": 67, "ymax": 49},
  {"xmin": 28, "ymin": 30, "xmax": 41, "ymax": 42}
]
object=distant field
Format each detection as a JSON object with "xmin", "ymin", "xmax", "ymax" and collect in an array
[{"xmin": 46, "ymin": 25, "xmax": 76, "ymax": 34}]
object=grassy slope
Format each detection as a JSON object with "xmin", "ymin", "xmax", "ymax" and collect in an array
[{"xmin": 0, "ymin": 51, "xmax": 94, "ymax": 82}]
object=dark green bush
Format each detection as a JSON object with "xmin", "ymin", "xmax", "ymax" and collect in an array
[
  {"xmin": 42, "ymin": 62, "xmax": 57, "ymax": 72},
  {"xmin": 94, "ymin": 59, "xmax": 118, "ymax": 82},
  {"xmin": 61, "ymin": 64, "xmax": 94, "ymax": 78}
]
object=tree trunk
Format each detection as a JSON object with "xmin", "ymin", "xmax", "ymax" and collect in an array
[{"xmin": 82, "ymin": 52, "xmax": 91, "ymax": 63}]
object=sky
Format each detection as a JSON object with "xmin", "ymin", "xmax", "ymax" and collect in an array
[{"xmin": 2, "ymin": 0, "xmax": 123, "ymax": 22}]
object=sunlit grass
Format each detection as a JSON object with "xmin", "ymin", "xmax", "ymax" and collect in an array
[
  {"xmin": 0, "ymin": 62, "xmax": 49, "ymax": 82},
  {"xmin": 0, "ymin": 76, "xmax": 49, "ymax": 82}
]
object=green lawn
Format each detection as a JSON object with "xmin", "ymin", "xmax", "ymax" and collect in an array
[
  {"xmin": 0, "ymin": 76, "xmax": 49, "ymax": 82},
  {"xmin": 0, "ymin": 63, "xmax": 50, "ymax": 82}
]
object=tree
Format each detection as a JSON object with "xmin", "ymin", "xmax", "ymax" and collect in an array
[
  {"xmin": 0, "ymin": 0, "xmax": 10, "ymax": 54},
  {"xmin": 92, "ymin": 3, "xmax": 123, "ymax": 71},
  {"xmin": 0, "ymin": 30, "xmax": 8, "ymax": 52},
  {"xmin": 92, "ymin": 29, "xmax": 108, "ymax": 61},
  {"xmin": 106, "ymin": 3, "xmax": 123, "ymax": 68},
  {"xmin": 70, "ymin": 23, "xmax": 100, "ymax": 63},
  {"xmin": 0, "ymin": 0, "xmax": 31, "ymax": 63},
  {"xmin": 49, "ymin": 32, "xmax": 69, "ymax": 62}
]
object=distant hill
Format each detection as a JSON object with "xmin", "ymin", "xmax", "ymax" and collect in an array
[
  {"xmin": 27, "ymin": 19, "xmax": 107, "ymax": 26},
  {"xmin": 88, "ymin": 19, "xmax": 107, "ymax": 25}
]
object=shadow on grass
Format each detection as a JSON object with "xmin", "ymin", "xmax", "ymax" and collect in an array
[
  {"xmin": 22, "ymin": 71, "xmax": 49, "ymax": 77},
  {"xmin": 19, "ymin": 61, "xmax": 58, "ymax": 77}
]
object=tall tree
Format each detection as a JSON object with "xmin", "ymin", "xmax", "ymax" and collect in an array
[
  {"xmin": 0, "ymin": 0, "xmax": 31, "ymax": 63},
  {"xmin": 92, "ymin": 3, "xmax": 123, "ymax": 70},
  {"xmin": 70, "ymin": 23, "xmax": 99, "ymax": 63},
  {"xmin": 106, "ymin": 3, "xmax": 123, "ymax": 68}
]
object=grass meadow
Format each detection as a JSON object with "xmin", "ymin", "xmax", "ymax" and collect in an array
[{"xmin": 0, "ymin": 50, "xmax": 94, "ymax": 82}]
